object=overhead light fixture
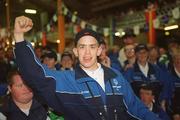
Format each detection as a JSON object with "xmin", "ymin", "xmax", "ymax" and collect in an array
[
  {"xmin": 115, "ymin": 32, "xmax": 120, "ymax": 36},
  {"xmin": 164, "ymin": 25, "xmax": 178, "ymax": 31},
  {"xmin": 25, "ymin": 9, "xmax": 37, "ymax": 14}
]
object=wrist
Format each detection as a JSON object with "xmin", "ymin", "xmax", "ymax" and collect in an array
[{"xmin": 14, "ymin": 32, "xmax": 24, "ymax": 43}]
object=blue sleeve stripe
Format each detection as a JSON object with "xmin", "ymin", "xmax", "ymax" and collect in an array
[{"xmin": 26, "ymin": 43, "xmax": 56, "ymax": 81}]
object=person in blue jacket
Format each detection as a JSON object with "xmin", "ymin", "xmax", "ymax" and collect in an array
[
  {"xmin": 124, "ymin": 44, "xmax": 172, "ymax": 112},
  {"xmin": 13, "ymin": 16, "xmax": 161, "ymax": 120},
  {"xmin": 139, "ymin": 84, "xmax": 170, "ymax": 120}
]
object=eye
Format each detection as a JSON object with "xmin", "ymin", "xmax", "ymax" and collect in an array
[
  {"xmin": 79, "ymin": 45, "xmax": 85, "ymax": 49},
  {"xmin": 90, "ymin": 45, "xmax": 96, "ymax": 49}
]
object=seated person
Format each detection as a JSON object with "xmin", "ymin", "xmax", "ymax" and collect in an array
[
  {"xmin": 140, "ymin": 84, "xmax": 170, "ymax": 120},
  {"xmin": 0, "ymin": 69, "xmax": 48, "ymax": 120}
]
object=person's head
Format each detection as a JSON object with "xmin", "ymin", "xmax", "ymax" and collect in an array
[
  {"xmin": 140, "ymin": 84, "xmax": 155, "ymax": 106},
  {"xmin": 99, "ymin": 40, "xmax": 108, "ymax": 60},
  {"xmin": 124, "ymin": 44, "xmax": 135, "ymax": 59},
  {"xmin": 7, "ymin": 70, "xmax": 33, "ymax": 104},
  {"xmin": 135, "ymin": 44, "xmax": 149, "ymax": 65},
  {"xmin": 34, "ymin": 45, "xmax": 43, "ymax": 59},
  {"xmin": 6, "ymin": 47, "xmax": 14, "ymax": 60},
  {"xmin": 73, "ymin": 29, "xmax": 102, "ymax": 70},
  {"xmin": 122, "ymin": 31, "xmax": 136, "ymax": 45},
  {"xmin": 61, "ymin": 52, "xmax": 74, "ymax": 70},
  {"xmin": 42, "ymin": 50, "xmax": 57, "ymax": 69},
  {"xmin": 148, "ymin": 46, "xmax": 160, "ymax": 64},
  {"xmin": 172, "ymin": 47, "xmax": 180, "ymax": 71}
]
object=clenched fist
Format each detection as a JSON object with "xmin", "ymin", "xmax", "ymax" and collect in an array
[{"xmin": 14, "ymin": 16, "xmax": 33, "ymax": 42}]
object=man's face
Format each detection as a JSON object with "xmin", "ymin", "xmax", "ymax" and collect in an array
[
  {"xmin": 73, "ymin": 36, "xmax": 102, "ymax": 70},
  {"xmin": 140, "ymin": 89, "xmax": 154, "ymax": 106},
  {"xmin": 43, "ymin": 57, "xmax": 56, "ymax": 69},
  {"xmin": 124, "ymin": 45, "xmax": 135, "ymax": 58},
  {"xmin": 9, "ymin": 75, "xmax": 33, "ymax": 104},
  {"xmin": 61, "ymin": 56, "xmax": 73, "ymax": 69},
  {"xmin": 136, "ymin": 49, "xmax": 148, "ymax": 64}
]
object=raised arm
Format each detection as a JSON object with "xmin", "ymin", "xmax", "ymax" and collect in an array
[
  {"xmin": 14, "ymin": 16, "xmax": 33, "ymax": 43},
  {"xmin": 14, "ymin": 16, "xmax": 64, "ymax": 112}
]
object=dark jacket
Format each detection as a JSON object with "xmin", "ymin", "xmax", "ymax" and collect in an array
[
  {"xmin": 151, "ymin": 103, "xmax": 170, "ymax": 120},
  {"xmin": 14, "ymin": 41, "xmax": 161, "ymax": 120},
  {"xmin": 123, "ymin": 62, "xmax": 171, "ymax": 102},
  {"xmin": 0, "ymin": 96, "xmax": 48, "ymax": 120}
]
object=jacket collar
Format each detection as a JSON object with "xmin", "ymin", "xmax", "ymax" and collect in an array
[{"xmin": 75, "ymin": 63, "xmax": 117, "ymax": 82}]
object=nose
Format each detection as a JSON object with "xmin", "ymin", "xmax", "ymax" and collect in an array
[{"xmin": 85, "ymin": 47, "xmax": 90, "ymax": 54}]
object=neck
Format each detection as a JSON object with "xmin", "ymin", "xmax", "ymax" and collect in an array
[
  {"xmin": 14, "ymin": 99, "xmax": 32, "ymax": 110},
  {"xmin": 138, "ymin": 61, "xmax": 147, "ymax": 67},
  {"xmin": 128, "ymin": 57, "xmax": 136, "ymax": 64}
]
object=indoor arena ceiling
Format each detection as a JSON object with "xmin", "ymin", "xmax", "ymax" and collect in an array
[{"xmin": 0, "ymin": 0, "xmax": 176, "ymax": 30}]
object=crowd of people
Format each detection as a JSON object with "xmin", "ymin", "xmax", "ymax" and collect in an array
[{"xmin": 0, "ymin": 16, "xmax": 179, "ymax": 120}]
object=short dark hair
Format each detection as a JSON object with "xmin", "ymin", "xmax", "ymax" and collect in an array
[
  {"xmin": 140, "ymin": 84, "xmax": 155, "ymax": 96},
  {"xmin": 7, "ymin": 69, "xmax": 21, "ymax": 86},
  {"xmin": 61, "ymin": 52, "xmax": 73, "ymax": 61}
]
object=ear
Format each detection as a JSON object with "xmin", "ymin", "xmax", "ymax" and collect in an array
[
  {"xmin": 97, "ymin": 46, "xmax": 102, "ymax": 56},
  {"xmin": 73, "ymin": 48, "xmax": 78, "ymax": 57}
]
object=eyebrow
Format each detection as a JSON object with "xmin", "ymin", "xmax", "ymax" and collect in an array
[{"xmin": 78, "ymin": 43, "xmax": 98, "ymax": 46}]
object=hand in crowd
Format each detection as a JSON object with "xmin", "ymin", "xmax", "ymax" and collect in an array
[{"xmin": 14, "ymin": 16, "xmax": 33, "ymax": 42}]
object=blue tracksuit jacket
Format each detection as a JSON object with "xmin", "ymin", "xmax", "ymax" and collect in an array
[
  {"xmin": 14, "ymin": 41, "xmax": 161, "ymax": 120},
  {"xmin": 123, "ymin": 62, "xmax": 172, "ymax": 103}
]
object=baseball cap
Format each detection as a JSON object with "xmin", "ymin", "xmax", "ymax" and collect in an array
[
  {"xmin": 75, "ymin": 29, "xmax": 101, "ymax": 45},
  {"xmin": 135, "ymin": 44, "xmax": 148, "ymax": 53}
]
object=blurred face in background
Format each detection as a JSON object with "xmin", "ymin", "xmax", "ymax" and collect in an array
[
  {"xmin": 140, "ymin": 89, "xmax": 154, "ymax": 106},
  {"xmin": 43, "ymin": 57, "xmax": 57, "ymax": 69},
  {"xmin": 124, "ymin": 45, "xmax": 135, "ymax": 59},
  {"xmin": 136, "ymin": 49, "xmax": 148, "ymax": 65},
  {"xmin": 8, "ymin": 74, "xmax": 33, "ymax": 104},
  {"xmin": 61, "ymin": 55, "xmax": 73, "ymax": 69},
  {"xmin": 148, "ymin": 47, "xmax": 159, "ymax": 63}
]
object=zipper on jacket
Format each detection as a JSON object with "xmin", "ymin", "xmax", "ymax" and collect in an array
[{"xmin": 114, "ymin": 109, "xmax": 118, "ymax": 120}]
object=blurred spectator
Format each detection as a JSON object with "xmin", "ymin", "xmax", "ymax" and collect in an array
[
  {"xmin": 98, "ymin": 40, "xmax": 111, "ymax": 67},
  {"xmin": 118, "ymin": 30, "xmax": 136, "ymax": 67},
  {"xmin": 34, "ymin": 45, "xmax": 43, "ymax": 60},
  {"xmin": 139, "ymin": 84, "xmax": 170, "ymax": 120},
  {"xmin": 60, "ymin": 52, "xmax": 74, "ymax": 71},
  {"xmin": 123, "ymin": 44, "xmax": 136, "ymax": 71},
  {"xmin": 148, "ymin": 46, "xmax": 168, "ymax": 70},
  {"xmin": 5, "ymin": 47, "xmax": 16, "ymax": 69},
  {"xmin": 124, "ymin": 44, "xmax": 172, "ymax": 111},
  {"xmin": 42, "ymin": 50, "xmax": 58, "ymax": 70},
  {"xmin": 0, "ymin": 69, "xmax": 48, "ymax": 120},
  {"xmin": 108, "ymin": 45, "xmax": 123, "ymax": 72},
  {"xmin": 169, "ymin": 47, "xmax": 180, "ymax": 120},
  {"xmin": 0, "ymin": 48, "xmax": 9, "ymax": 96}
]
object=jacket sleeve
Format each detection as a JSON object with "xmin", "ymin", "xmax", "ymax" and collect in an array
[
  {"xmin": 14, "ymin": 41, "xmax": 65, "ymax": 113},
  {"xmin": 120, "ymin": 75, "xmax": 161, "ymax": 120},
  {"xmin": 155, "ymin": 65, "xmax": 173, "ymax": 102}
]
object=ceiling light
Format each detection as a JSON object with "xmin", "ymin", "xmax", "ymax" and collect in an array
[
  {"xmin": 25, "ymin": 9, "xmax": 37, "ymax": 14},
  {"xmin": 164, "ymin": 25, "xmax": 178, "ymax": 31}
]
